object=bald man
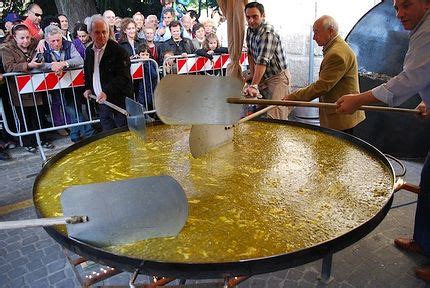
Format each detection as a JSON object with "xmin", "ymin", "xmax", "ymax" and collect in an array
[{"xmin": 284, "ymin": 15, "xmax": 365, "ymax": 134}]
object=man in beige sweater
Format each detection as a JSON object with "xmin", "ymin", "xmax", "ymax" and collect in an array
[{"xmin": 284, "ymin": 15, "xmax": 365, "ymax": 133}]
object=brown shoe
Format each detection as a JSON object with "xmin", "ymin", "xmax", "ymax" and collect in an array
[
  {"xmin": 394, "ymin": 237, "xmax": 424, "ymax": 254},
  {"xmin": 57, "ymin": 129, "xmax": 69, "ymax": 136},
  {"xmin": 416, "ymin": 266, "xmax": 430, "ymax": 283}
]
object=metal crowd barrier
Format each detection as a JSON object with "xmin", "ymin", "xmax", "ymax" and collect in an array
[
  {"xmin": 162, "ymin": 51, "xmax": 249, "ymax": 76},
  {"xmin": 0, "ymin": 58, "xmax": 159, "ymax": 161}
]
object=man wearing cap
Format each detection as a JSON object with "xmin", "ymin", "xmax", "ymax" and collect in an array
[
  {"xmin": 3, "ymin": 12, "xmax": 21, "ymax": 34},
  {"xmin": 23, "ymin": 3, "xmax": 43, "ymax": 40}
]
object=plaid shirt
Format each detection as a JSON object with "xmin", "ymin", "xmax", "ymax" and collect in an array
[{"xmin": 246, "ymin": 21, "xmax": 288, "ymax": 80}]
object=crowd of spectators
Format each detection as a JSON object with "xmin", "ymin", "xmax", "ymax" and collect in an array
[{"xmin": 0, "ymin": 1, "xmax": 229, "ymax": 160}]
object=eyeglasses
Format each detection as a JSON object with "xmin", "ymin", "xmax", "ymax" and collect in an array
[{"xmin": 31, "ymin": 11, "xmax": 43, "ymax": 17}]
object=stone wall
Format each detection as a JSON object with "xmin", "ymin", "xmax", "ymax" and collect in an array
[{"xmin": 259, "ymin": 0, "xmax": 381, "ymax": 89}]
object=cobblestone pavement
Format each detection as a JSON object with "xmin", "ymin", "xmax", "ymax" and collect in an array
[{"xmin": 0, "ymin": 135, "xmax": 428, "ymax": 287}]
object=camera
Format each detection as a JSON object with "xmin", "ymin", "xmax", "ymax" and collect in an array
[{"xmin": 34, "ymin": 53, "xmax": 44, "ymax": 63}]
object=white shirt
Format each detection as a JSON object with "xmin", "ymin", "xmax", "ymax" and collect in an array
[{"xmin": 92, "ymin": 43, "xmax": 107, "ymax": 97}]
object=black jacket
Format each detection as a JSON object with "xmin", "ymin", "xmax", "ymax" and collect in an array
[
  {"xmin": 84, "ymin": 39, "xmax": 133, "ymax": 108},
  {"xmin": 159, "ymin": 37, "xmax": 195, "ymax": 63}
]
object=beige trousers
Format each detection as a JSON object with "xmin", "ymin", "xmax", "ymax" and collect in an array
[{"xmin": 260, "ymin": 69, "xmax": 292, "ymax": 120}]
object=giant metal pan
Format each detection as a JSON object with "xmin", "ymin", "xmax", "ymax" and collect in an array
[{"xmin": 33, "ymin": 120, "xmax": 395, "ymax": 279}]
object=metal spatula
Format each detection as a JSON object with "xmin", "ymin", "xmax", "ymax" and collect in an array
[
  {"xmin": 89, "ymin": 95, "xmax": 146, "ymax": 139},
  {"xmin": 0, "ymin": 176, "xmax": 188, "ymax": 247},
  {"xmin": 154, "ymin": 75, "xmax": 243, "ymax": 125}
]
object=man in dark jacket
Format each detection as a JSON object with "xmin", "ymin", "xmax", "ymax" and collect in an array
[
  {"xmin": 83, "ymin": 15, "xmax": 133, "ymax": 131},
  {"xmin": 159, "ymin": 20, "xmax": 195, "ymax": 64}
]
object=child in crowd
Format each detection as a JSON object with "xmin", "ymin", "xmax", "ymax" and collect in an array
[
  {"xmin": 195, "ymin": 33, "xmax": 228, "ymax": 76},
  {"xmin": 195, "ymin": 32, "xmax": 227, "ymax": 60},
  {"xmin": 162, "ymin": 49, "xmax": 177, "ymax": 74},
  {"xmin": 136, "ymin": 44, "xmax": 158, "ymax": 112}
]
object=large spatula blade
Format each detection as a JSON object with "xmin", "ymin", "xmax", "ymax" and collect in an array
[
  {"xmin": 61, "ymin": 176, "xmax": 188, "ymax": 247},
  {"xmin": 126, "ymin": 97, "xmax": 146, "ymax": 139},
  {"xmin": 154, "ymin": 75, "xmax": 243, "ymax": 125}
]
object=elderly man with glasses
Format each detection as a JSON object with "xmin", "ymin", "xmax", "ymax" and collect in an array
[{"xmin": 23, "ymin": 3, "xmax": 44, "ymax": 40}]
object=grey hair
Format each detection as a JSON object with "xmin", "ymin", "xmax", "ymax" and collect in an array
[
  {"xmin": 87, "ymin": 14, "xmax": 109, "ymax": 34},
  {"xmin": 44, "ymin": 24, "xmax": 62, "ymax": 39},
  {"xmin": 319, "ymin": 15, "xmax": 339, "ymax": 34}
]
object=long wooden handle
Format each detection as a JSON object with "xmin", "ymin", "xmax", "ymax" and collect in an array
[
  {"xmin": 89, "ymin": 94, "xmax": 129, "ymax": 116},
  {"xmin": 227, "ymin": 98, "xmax": 421, "ymax": 114},
  {"xmin": 0, "ymin": 216, "xmax": 88, "ymax": 230},
  {"xmin": 224, "ymin": 105, "xmax": 276, "ymax": 130},
  {"xmin": 238, "ymin": 105, "xmax": 276, "ymax": 124}
]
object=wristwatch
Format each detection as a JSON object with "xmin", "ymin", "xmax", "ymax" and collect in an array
[{"xmin": 64, "ymin": 61, "xmax": 70, "ymax": 69}]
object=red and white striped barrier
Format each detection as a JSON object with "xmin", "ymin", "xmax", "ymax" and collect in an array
[
  {"xmin": 176, "ymin": 52, "xmax": 248, "ymax": 74},
  {"xmin": 16, "ymin": 70, "xmax": 85, "ymax": 94},
  {"xmin": 16, "ymin": 63, "xmax": 146, "ymax": 94}
]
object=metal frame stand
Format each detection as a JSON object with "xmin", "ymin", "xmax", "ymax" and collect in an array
[{"xmin": 318, "ymin": 254, "xmax": 334, "ymax": 284}]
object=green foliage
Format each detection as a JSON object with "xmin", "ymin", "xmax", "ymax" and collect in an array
[{"xmin": 0, "ymin": 0, "xmax": 31, "ymax": 18}]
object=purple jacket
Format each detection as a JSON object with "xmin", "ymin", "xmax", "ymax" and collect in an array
[{"xmin": 72, "ymin": 38, "xmax": 86, "ymax": 59}]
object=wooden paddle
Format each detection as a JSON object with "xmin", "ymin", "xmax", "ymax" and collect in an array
[
  {"xmin": 189, "ymin": 106, "xmax": 275, "ymax": 157},
  {"xmin": 0, "ymin": 176, "xmax": 188, "ymax": 247},
  {"xmin": 226, "ymin": 98, "xmax": 421, "ymax": 114}
]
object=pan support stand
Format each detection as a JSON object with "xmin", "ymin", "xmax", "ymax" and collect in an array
[{"xmin": 318, "ymin": 254, "xmax": 334, "ymax": 284}]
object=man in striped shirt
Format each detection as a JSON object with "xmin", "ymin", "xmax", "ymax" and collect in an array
[{"xmin": 243, "ymin": 2, "xmax": 292, "ymax": 120}]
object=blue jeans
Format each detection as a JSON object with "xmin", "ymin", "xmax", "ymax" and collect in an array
[
  {"xmin": 60, "ymin": 92, "xmax": 95, "ymax": 141},
  {"xmin": 413, "ymin": 151, "xmax": 430, "ymax": 255}
]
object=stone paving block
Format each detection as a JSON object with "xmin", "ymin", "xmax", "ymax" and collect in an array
[
  {"xmin": 26, "ymin": 258, "xmax": 43, "ymax": 271},
  {"xmin": 22, "ymin": 235, "xmax": 40, "ymax": 246},
  {"xmin": 7, "ymin": 276, "xmax": 25, "ymax": 288},
  {"xmin": 4, "ymin": 250, "xmax": 22, "ymax": 263},
  {"xmin": 0, "ymin": 233, "xmax": 8, "ymax": 240},
  {"xmin": 24, "ymin": 266, "xmax": 48, "ymax": 283},
  {"xmin": 31, "ymin": 277, "xmax": 50, "ymax": 288},
  {"xmin": 250, "ymin": 278, "xmax": 267, "ymax": 288},
  {"xmin": 27, "ymin": 250, "xmax": 45, "ymax": 262},
  {"xmin": 266, "ymin": 276, "xmax": 283, "ymax": 287},
  {"xmin": 4, "ymin": 241, "xmax": 22, "ymax": 254},
  {"xmin": 286, "ymin": 268, "xmax": 304, "ymax": 281},
  {"xmin": 55, "ymin": 278, "xmax": 79, "ymax": 288},
  {"xmin": 35, "ymin": 238, "xmax": 54, "ymax": 249},
  {"xmin": 296, "ymin": 279, "xmax": 316, "ymax": 287},
  {"xmin": 48, "ymin": 270, "xmax": 66, "ymax": 285},
  {"xmin": 47, "ymin": 258, "xmax": 66, "ymax": 274},
  {"xmin": 42, "ymin": 249, "xmax": 64, "ymax": 265},
  {"xmin": 20, "ymin": 244, "xmax": 36, "ymax": 255},
  {"xmin": 282, "ymin": 279, "xmax": 299, "ymax": 288},
  {"xmin": 268, "ymin": 269, "xmax": 288, "ymax": 280},
  {"xmin": 8, "ymin": 266, "xmax": 28, "ymax": 279},
  {"xmin": 11, "ymin": 256, "xmax": 28, "ymax": 267},
  {"xmin": 302, "ymin": 269, "xmax": 319, "ymax": 283},
  {"xmin": 0, "ymin": 263, "xmax": 13, "ymax": 274}
]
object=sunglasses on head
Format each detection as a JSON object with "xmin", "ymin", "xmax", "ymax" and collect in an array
[{"xmin": 11, "ymin": 23, "xmax": 28, "ymax": 34}]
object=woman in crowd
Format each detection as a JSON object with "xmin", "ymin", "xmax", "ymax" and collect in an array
[
  {"xmin": 1, "ymin": 24, "xmax": 54, "ymax": 153},
  {"xmin": 191, "ymin": 23, "xmax": 205, "ymax": 50},
  {"xmin": 133, "ymin": 12, "xmax": 145, "ymax": 40},
  {"xmin": 143, "ymin": 25, "xmax": 161, "ymax": 64},
  {"xmin": 119, "ymin": 18, "xmax": 141, "ymax": 59},
  {"xmin": 72, "ymin": 23, "xmax": 91, "ymax": 59}
]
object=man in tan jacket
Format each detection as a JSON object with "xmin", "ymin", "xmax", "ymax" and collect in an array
[{"xmin": 284, "ymin": 15, "xmax": 365, "ymax": 133}]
